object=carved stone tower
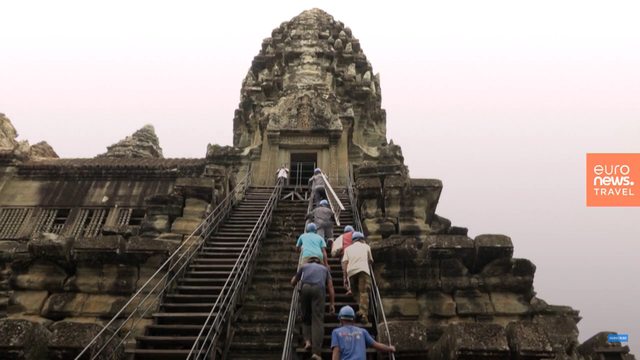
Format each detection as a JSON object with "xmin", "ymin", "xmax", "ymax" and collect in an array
[{"xmin": 233, "ymin": 8, "xmax": 388, "ymax": 186}]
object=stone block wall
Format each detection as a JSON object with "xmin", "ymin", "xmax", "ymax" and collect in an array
[
  {"xmin": 0, "ymin": 156, "xmax": 240, "ymax": 359},
  {"xmin": 370, "ymin": 234, "xmax": 586, "ymax": 359}
]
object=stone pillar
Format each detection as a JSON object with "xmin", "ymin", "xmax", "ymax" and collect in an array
[
  {"xmin": 329, "ymin": 130, "xmax": 341, "ymax": 186},
  {"xmin": 338, "ymin": 117, "xmax": 352, "ymax": 186},
  {"xmin": 265, "ymin": 130, "xmax": 280, "ymax": 186}
]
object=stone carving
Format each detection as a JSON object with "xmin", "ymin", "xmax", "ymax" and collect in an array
[
  {"xmin": 97, "ymin": 124, "xmax": 163, "ymax": 158},
  {"xmin": 0, "ymin": 113, "xmax": 59, "ymax": 162},
  {"xmin": 279, "ymin": 136, "xmax": 329, "ymax": 146}
]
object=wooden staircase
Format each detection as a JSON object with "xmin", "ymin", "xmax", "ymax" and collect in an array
[{"xmin": 125, "ymin": 187, "xmax": 276, "ymax": 360}]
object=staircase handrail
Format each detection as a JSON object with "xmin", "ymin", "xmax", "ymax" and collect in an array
[
  {"xmin": 347, "ymin": 166, "xmax": 396, "ymax": 360},
  {"xmin": 281, "ymin": 192, "xmax": 314, "ymax": 360},
  {"xmin": 187, "ymin": 178, "xmax": 284, "ymax": 359},
  {"xmin": 320, "ymin": 172, "xmax": 345, "ymax": 226},
  {"xmin": 75, "ymin": 165, "xmax": 253, "ymax": 360}
]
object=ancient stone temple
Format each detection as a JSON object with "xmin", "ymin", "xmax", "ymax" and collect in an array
[{"xmin": 0, "ymin": 8, "xmax": 635, "ymax": 360}]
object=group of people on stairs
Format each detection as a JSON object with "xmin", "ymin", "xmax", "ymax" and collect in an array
[{"xmin": 293, "ymin": 223, "xmax": 396, "ymax": 358}]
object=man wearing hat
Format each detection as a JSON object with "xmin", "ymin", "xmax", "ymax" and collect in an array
[
  {"xmin": 291, "ymin": 255, "xmax": 336, "ymax": 360},
  {"xmin": 341, "ymin": 232, "xmax": 373, "ymax": 324},
  {"xmin": 331, "ymin": 305, "xmax": 396, "ymax": 359}
]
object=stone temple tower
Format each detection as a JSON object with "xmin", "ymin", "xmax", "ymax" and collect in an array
[
  {"xmin": 234, "ymin": 8, "xmax": 391, "ymax": 187},
  {"xmin": 0, "ymin": 8, "xmax": 634, "ymax": 360}
]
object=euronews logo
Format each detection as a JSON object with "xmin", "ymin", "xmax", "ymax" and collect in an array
[
  {"xmin": 587, "ymin": 154, "xmax": 640, "ymax": 207},
  {"xmin": 593, "ymin": 164, "xmax": 634, "ymax": 195}
]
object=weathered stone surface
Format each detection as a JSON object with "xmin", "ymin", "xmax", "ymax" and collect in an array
[
  {"xmin": 99, "ymin": 265, "xmax": 138, "ymax": 294},
  {"xmin": 427, "ymin": 235, "xmax": 475, "ymax": 270},
  {"xmin": 506, "ymin": 321, "xmax": 555, "ymax": 358},
  {"xmin": 29, "ymin": 141, "xmax": 59, "ymax": 159},
  {"xmin": 0, "ymin": 318, "xmax": 52, "ymax": 360},
  {"xmin": 47, "ymin": 321, "xmax": 123, "ymax": 360},
  {"xmin": 579, "ymin": 331, "xmax": 634, "ymax": 360},
  {"xmin": 71, "ymin": 236, "xmax": 125, "ymax": 263},
  {"xmin": 0, "ymin": 113, "xmax": 19, "ymax": 149},
  {"xmin": 63, "ymin": 265, "xmax": 102, "ymax": 293},
  {"xmin": 473, "ymin": 234, "xmax": 513, "ymax": 273},
  {"xmin": 0, "ymin": 114, "xmax": 58, "ymax": 162},
  {"xmin": 454, "ymin": 290, "xmax": 495, "ymax": 316},
  {"xmin": 140, "ymin": 215, "xmax": 170, "ymax": 236},
  {"xmin": 533, "ymin": 315, "xmax": 580, "ymax": 357},
  {"xmin": 430, "ymin": 323, "xmax": 510, "ymax": 360},
  {"xmin": 377, "ymin": 321, "xmax": 430, "ymax": 353},
  {"xmin": 418, "ymin": 291, "xmax": 456, "ymax": 317},
  {"xmin": 41, "ymin": 293, "xmax": 88, "ymax": 320},
  {"xmin": 97, "ymin": 124, "xmax": 163, "ymax": 158},
  {"xmin": 490, "ymin": 292, "xmax": 532, "ymax": 316},
  {"xmin": 183, "ymin": 197, "xmax": 209, "ymax": 218},
  {"xmin": 27, "ymin": 233, "xmax": 73, "ymax": 264},
  {"xmin": 81, "ymin": 294, "xmax": 129, "ymax": 318},
  {"xmin": 170, "ymin": 217, "xmax": 202, "ymax": 235},
  {"xmin": 8, "ymin": 291, "xmax": 49, "ymax": 315},
  {"xmin": 0, "ymin": 241, "xmax": 29, "ymax": 263},
  {"xmin": 10, "ymin": 260, "xmax": 67, "ymax": 291},
  {"xmin": 381, "ymin": 294, "xmax": 419, "ymax": 319},
  {"xmin": 362, "ymin": 218, "xmax": 396, "ymax": 239}
]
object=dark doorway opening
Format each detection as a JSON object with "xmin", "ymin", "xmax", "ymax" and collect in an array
[{"xmin": 290, "ymin": 153, "xmax": 317, "ymax": 187}]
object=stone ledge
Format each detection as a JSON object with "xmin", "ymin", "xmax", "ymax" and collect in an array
[
  {"xmin": 0, "ymin": 318, "xmax": 52, "ymax": 360},
  {"xmin": 71, "ymin": 236, "xmax": 126, "ymax": 263},
  {"xmin": 430, "ymin": 323, "xmax": 510, "ymax": 360}
]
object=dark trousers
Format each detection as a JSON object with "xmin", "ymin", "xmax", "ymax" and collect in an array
[
  {"xmin": 301, "ymin": 283, "xmax": 325, "ymax": 355},
  {"xmin": 312, "ymin": 186, "xmax": 327, "ymax": 206}
]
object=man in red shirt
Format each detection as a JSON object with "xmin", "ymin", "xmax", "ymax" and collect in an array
[{"xmin": 331, "ymin": 225, "xmax": 355, "ymax": 295}]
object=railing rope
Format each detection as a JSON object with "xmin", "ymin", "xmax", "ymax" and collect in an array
[
  {"xmin": 75, "ymin": 165, "xmax": 253, "ymax": 360},
  {"xmin": 320, "ymin": 172, "xmax": 345, "ymax": 226},
  {"xmin": 281, "ymin": 190, "xmax": 314, "ymax": 360},
  {"xmin": 187, "ymin": 177, "xmax": 284, "ymax": 359}
]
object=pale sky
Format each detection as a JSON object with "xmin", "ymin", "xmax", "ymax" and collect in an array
[{"xmin": 1, "ymin": 0, "xmax": 639, "ymax": 348}]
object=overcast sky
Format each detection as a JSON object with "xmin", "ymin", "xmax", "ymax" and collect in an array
[{"xmin": 1, "ymin": 0, "xmax": 639, "ymax": 348}]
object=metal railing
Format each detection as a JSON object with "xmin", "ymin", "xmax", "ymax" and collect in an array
[
  {"xmin": 75, "ymin": 166, "xmax": 253, "ymax": 360},
  {"xmin": 281, "ymin": 192, "xmax": 315, "ymax": 360},
  {"xmin": 320, "ymin": 172, "xmax": 345, "ymax": 226},
  {"xmin": 187, "ymin": 177, "xmax": 284, "ymax": 359},
  {"xmin": 347, "ymin": 165, "xmax": 396, "ymax": 360}
]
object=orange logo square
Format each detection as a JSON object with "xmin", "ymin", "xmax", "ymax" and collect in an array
[{"xmin": 587, "ymin": 153, "xmax": 640, "ymax": 207}]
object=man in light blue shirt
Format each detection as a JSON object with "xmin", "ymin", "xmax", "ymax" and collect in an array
[
  {"xmin": 331, "ymin": 306, "xmax": 395, "ymax": 360},
  {"xmin": 296, "ymin": 223, "xmax": 330, "ymax": 269}
]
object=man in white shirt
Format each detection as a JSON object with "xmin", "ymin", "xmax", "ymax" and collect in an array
[
  {"xmin": 276, "ymin": 163, "xmax": 289, "ymax": 184},
  {"xmin": 341, "ymin": 231, "xmax": 373, "ymax": 324}
]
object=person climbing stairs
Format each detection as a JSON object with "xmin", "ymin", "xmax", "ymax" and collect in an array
[{"xmin": 293, "ymin": 189, "xmax": 377, "ymax": 360}]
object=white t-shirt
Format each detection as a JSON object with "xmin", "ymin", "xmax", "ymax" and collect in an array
[
  {"xmin": 277, "ymin": 168, "xmax": 289, "ymax": 178},
  {"xmin": 342, "ymin": 241, "xmax": 372, "ymax": 278}
]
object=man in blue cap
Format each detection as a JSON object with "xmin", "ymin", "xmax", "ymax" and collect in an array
[
  {"xmin": 331, "ymin": 305, "xmax": 396, "ymax": 359},
  {"xmin": 292, "ymin": 255, "xmax": 335, "ymax": 360},
  {"xmin": 308, "ymin": 168, "xmax": 327, "ymax": 206},
  {"xmin": 306, "ymin": 199, "xmax": 336, "ymax": 248},
  {"xmin": 296, "ymin": 222, "xmax": 330, "ymax": 269},
  {"xmin": 342, "ymin": 231, "xmax": 372, "ymax": 324}
]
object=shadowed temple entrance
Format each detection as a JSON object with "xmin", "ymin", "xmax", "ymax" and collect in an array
[{"xmin": 289, "ymin": 152, "xmax": 317, "ymax": 188}]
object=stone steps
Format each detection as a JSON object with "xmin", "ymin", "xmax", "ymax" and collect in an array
[
  {"xmin": 226, "ymin": 198, "xmax": 309, "ymax": 359},
  {"xmin": 129, "ymin": 187, "xmax": 275, "ymax": 359}
]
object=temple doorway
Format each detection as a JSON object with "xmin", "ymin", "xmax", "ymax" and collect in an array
[{"xmin": 289, "ymin": 152, "xmax": 317, "ymax": 188}]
